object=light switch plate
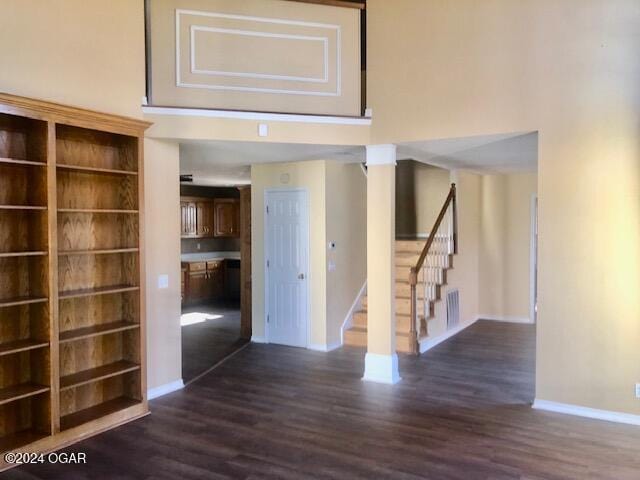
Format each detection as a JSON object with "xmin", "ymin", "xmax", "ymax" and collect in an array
[
  {"xmin": 158, "ymin": 274, "xmax": 169, "ymax": 289},
  {"xmin": 258, "ymin": 124, "xmax": 268, "ymax": 137},
  {"xmin": 328, "ymin": 261, "xmax": 336, "ymax": 272},
  {"xmin": 636, "ymin": 384, "xmax": 640, "ymax": 399}
]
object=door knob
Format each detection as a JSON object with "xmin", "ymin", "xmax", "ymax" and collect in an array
[{"xmin": 298, "ymin": 273, "xmax": 305, "ymax": 280}]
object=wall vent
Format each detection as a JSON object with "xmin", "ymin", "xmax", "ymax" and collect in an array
[{"xmin": 446, "ymin": 289, "xmax": 460, "ymax": 329}]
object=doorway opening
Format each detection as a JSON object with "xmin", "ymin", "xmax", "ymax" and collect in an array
[{"xmin": 179, "ymin": 182, "xmax": 252, "ymax": 383}]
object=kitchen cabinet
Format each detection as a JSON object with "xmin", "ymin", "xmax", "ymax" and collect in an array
[
  {"xmin": 180, "ymin": 201, "xmax": 197, "ymax": 237},
  {"xmin": 183, "ymin": 260, "xmax": 226, "ymax": 305},
  {"xmin": 180, "ymin": 197, "xmax": 238, "ymax": 238},
  {"xmin": 214, "ymin": 198, "xmax": 240, "ymax": 237}
]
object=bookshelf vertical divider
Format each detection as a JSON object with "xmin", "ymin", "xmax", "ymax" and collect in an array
[{"xmin": 0, "ymin": 93, "xmax": 151, "ymax": 470}]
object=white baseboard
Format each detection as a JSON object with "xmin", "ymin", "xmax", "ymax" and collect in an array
[
  {"xmin": 251, "ymin": 335, "xmax": 267, "ymax": 343},
  {"xmin": 340, "ymin": 280, "xmax": 367, "ymax": 345},
  {"xmin": 533, "ymin": 399, "xmax": 640, "ymax": 426},
  {"xmin": 419, "ymin": 318, "xmax": 478, "ymax": 354},
  {"xmin": 147, "ymin": 379, "xmax": 184, "ymax": 400},
  {"xmin": 362, "ymin": 352, "xmax": 401, "ymax": 384},
  {"xmin": 308, "ymin": 342, "xmax": 341, "ymax": 352},
  {"xmin": 478, "ymin": 315, "xmax": 533, "ymax": 324}
]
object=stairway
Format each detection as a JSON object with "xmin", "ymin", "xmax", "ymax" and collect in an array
[{"xmin": 344, "ymin": 237, "xmax": 454, "ymax": 353}]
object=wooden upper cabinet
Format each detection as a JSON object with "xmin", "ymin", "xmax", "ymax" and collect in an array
[
  {"xmin": 196, "ymin": 200, "xmax": 215, "ymax": 237},
  {"xmin": 213, "ymin": 198, "xmax": 240, "ymax": 237},
  {"xmin": 180, "ymin": 201, "xmax": 197, "ymax": 237}
]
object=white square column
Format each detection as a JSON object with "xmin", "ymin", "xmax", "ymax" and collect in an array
[{"xmin": 362, "ymin": 144, "xmax": 400, "ymax": 384}]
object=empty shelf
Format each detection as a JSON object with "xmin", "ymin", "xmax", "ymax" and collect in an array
[
  {"xmin": 60, "ymin": 360, "xmax": 140, "ymax": 391},
  {"xmin": 58, "ymin": 248, "xmax": 138, "ymax": 256},
  {"xmin": 0, "ymin": 157, "xmax": 46, "ymax": 167},
  {"xmin": 0, "ymin": 296, "xmax": 48, "ymax": 308},
  {"xmin": 0, "ymin": 430, "xmax": 50, "ymax": 452},
  {"xmin": 61, "ymin": 397, "xmax": 140, "ymax": 431},
  {"xmin": 0, "ymin": 339, "xmax": 49, "ymax": 356},
  {"xmin": 57, "ymin": 163, "xmax": 137, "ymax": 176},
  {"xmin": 60, "ymin": 321, "xmax": 139, "ymax": 343},
  {"xmin": 0, "ymin": 383, "xmax": 50, "ymax": 406},
  {"xmin": 58, "ymin": 285, "xmax": 139, "ymax": 300},
  {"xmin": 0, "ymin": 205, "xmax": 47, "ymax": 210},
  {"xmin": 0, "ymin": 251, "xmax": 47, "ymax": 258},
  {"xmin": 57, "ymin": 208, "xmax": 138, "ymax": 214}
]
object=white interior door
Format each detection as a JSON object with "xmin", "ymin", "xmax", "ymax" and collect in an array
[{"xmin": 265, "ymin": 189, "xmax": 309, "ymax": 347}]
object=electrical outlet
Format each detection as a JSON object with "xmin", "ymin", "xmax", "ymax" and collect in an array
[
  {"xmin": 636, "ymin": 384, "xmax": 640, "ymax": 399},
  {"xmin": 197, "ymin": 243, "xmax": 201, "ymax": 250},
  {"xmin": 157, "ymin": 274, "xmax": 169, "ymax": 289}
]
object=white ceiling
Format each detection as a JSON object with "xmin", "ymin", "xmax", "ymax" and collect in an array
[
  {"xmin": 179, "ymin": 141, "xmax": 363, "ymax": 186},
  {"xmin": 179, "ymin": 131, "xmax": 538, "ymax": 186},
  {"xmin": 397, "ymin": 132, "xmax": 538, "ymax": 173}
]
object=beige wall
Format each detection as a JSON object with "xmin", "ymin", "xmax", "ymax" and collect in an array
[
  {"xmin": 148, "ymin": 0, "xmax": 361, "ymax": 115},
  {"xmin": 144, "ymin": 139, "xmax": 183, "ymax": 389},
  {"xmin": 325, "ymin": 162, "xmax": 367, "ymax": 347},
  {"xmin": 251, "ymin": 161, "xmax": 327, "ymax": 346},
  {"xmin": 396, "ymin": 161, "xmax": 451, "ymax": 238},
  {"xmin": 251, "ymin": 160, "xmax": 367, "ymax": 349},
  {"xmin": 368, "ymin": 0, "xmax": 640, "ymax": 415},
  {"xmin": 0, "ymin": 1, "xmax": 184, "ymax": 391},
  {"xmin": 479, "ymin": 173, "xmax": 537, "ymax": 320},
  {"xmin": 0, "ymin": 0, "xmax": 145, "ymax": 118}
]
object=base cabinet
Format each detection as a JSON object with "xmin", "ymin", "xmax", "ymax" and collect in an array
[{"xmin": 183, "ymin": 260, "xmax": 225, "ymax": 305}]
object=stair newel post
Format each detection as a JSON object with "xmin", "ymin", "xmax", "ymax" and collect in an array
[
  {"xmin": 451, "ymin": 183, "xmax": 458, "ymax": 255},
  {"xmin": 409, "ymin": 266, "xmax": 419, "ymax": 355}
]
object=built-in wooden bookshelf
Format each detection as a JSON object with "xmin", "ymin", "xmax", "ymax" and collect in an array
[{"xmin": 0, "ymin": 93, "xmax": 149, "ymax": 469}]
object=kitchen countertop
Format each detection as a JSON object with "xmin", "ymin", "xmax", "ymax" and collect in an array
[{"xmin": 181, "ymin": 251, "xmax": 241, "ymax": 262}]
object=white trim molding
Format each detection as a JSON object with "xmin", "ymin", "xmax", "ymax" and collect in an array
[
  {"xmin": 365, "ymin": 144, "xmax": 397, "ymax": 166},
  {"xmin": 308, "ymin": 342, "xmax": 341, "ymax": 352},
  {"xmin": 176, "ymin": 9, "xmax": 341, "ymax": 97},
  {"xmin": 147, "ymin": 379, "xmax": 184, "ymax": 400},
  {"xmin": 141, "ymin": 106, "xmax": 372, "ymax": 126},
  {"xmin": 419, "ymin": 319, "xmax": 478, "ymax": 354},
  {"xmin": 251, "ymin": 335, "xmax": 268, "ymax": 343},
  {"xmin": 362, "ymin": 352, "xmax": 401, "ymax": 384},
  {"xmin": 533, "ymin": 399, "xmax": 640, "ymax": 427},
  {"xmin": 478, "ymin": 315, "xmax": 533, "ymax": 324},
  {"xmin": 340, "ymin": 280, "xmax": 367, "ymax": 345}
]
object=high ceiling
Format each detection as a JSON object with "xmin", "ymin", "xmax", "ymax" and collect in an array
[{"xmin": 179, "ymin": 131, "xmax": 537, "ymax": 186}]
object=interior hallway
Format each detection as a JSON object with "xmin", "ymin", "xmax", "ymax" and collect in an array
[{"xmin": 8, "ymin": 321, "xmax": 640, "ymax": 479}]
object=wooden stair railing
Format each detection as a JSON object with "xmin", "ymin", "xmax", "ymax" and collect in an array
[{"xmin": 408, "ymin": 183, "xmax": 458, "ymax": 354}]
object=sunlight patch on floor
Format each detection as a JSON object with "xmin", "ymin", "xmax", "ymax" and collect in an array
[{"xmin": 181, "ymin": 311, "xmax": 224, "ymax": 326}]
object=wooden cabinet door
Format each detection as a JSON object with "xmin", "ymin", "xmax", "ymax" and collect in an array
[
  {"xmin": 181, "ymin": 202, "xmax": 197, "ymax": 237},
  {"xmin": 187, "ymin": 271, "xmax": 207, "ymax": 303},
  {"xmin": 214, "ymin": 199, "xmax": 240, "ymax": 237},
  {"xmin": 196, "ymin": 201, "xmax": 215, "ymax": 238}
]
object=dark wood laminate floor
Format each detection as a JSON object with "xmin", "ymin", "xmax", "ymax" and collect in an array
[
  {"xmin": 181, "ymin": 302, "xmax": 247, "ymax": 383},
  {"xmin": 7, "ymin": 321, "xmax": 640, "ymax": 479}
]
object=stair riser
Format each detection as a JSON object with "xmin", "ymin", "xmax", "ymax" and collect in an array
[
  {"xmin": 353, "ymin": 311, "xmax": 413, "ymax": 331},
  {"xmin": 396, "ymin": 240, "xmax": 451, "ymax": 255},
  {"xmin": 396, "ymin": 267, "xmax": 444, "ymax": 284},
  {"xmin": 362, "ymin": 297, "xmax": 413, "ymax": 315},
  {"xmin": 343, "ymin": 329, "xmax": 416, "ymax": 354}
]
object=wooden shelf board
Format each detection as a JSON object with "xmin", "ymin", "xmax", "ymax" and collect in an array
[
  {"xmin": 60, "ymin": 360, "xmax": 140, "ymax": 391},
  {"xmin": 0, "ymin": 205, "xmax": 47, "ymax": 211},
  {"xmin": 0, "ymin": 339, "xmax": 49, "ymax": 357},
  {"xmin": 58, "ymin": 285, "xmax": 139, "ymax": 300},
  {"xmin": 0, "ymin": 251, "xmax": 47, "ymax": 258},
  {"xmin": 57, "ymin": 163, "xmax": 138, "ymax": 176},
  {"xmin": 60, "ymin": 321, "xmax": 139, "ymax": 343},
  {"xmin": 61, "ymin": 397, "xmax": 141, "ymax": 431},
  {"xmin": 58, "ymin": 248, "xmax": 139, "ymax": 256},
  {"xmin": 0, "ymin": 383, "xmax": 50, "ymax": 406},
  {"xmin": 0, "ymin": 296, "xmax": 48, "ymax": 308},
  {"xmin": 57, "ymin": 208, "xmax": 138, "ymax": 214},
  {"xmin": 0, "ymin": 430, "xmax": 50, "ymax": 453},
  {"xmin": 0, "ymin": 157, "xmax": 46, "ymax": 167}
]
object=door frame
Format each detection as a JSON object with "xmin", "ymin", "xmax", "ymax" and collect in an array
[
  {"xmin": 264, "ymin": 187, "xmax": 311, "ymax": 347},
  {"xmin": 529, "ymin": 193, "xmax": 538, "ymax": 324}
]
